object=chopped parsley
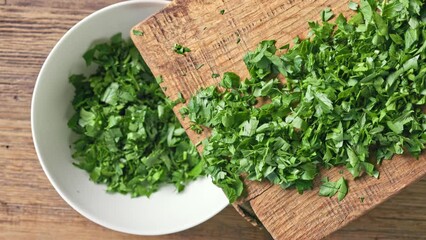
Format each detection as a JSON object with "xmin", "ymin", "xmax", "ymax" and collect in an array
[
  {"xmin": 220, "ymin": 9, "xmax": 225, "ymax": 15},
  {"xmin": 348, "ymin": 2, "xmax": 359, "ymax": 10},
  {"xmin": 68, "ymin": 33, "xmax": 203, "ymax": 197},
  {"xmin": 321, "ymin": 7, "xmax": 334, "ymax": 22},
  {"xmin": 132, "ymin": 29, "xmax": 144, "ymax": 36},
  {"xmin": 183, "ymin": 0, "xmax": 426, "ymax": 203},
  {"xmin": 155, "ymin": 75, "xmax": 164, "ymax": 84},
  {"xmin": 211, "ymin": 73, "xmax": 220, "ymax": 78},
  {"xmin": 319, "ymin": 177, "xmax": 348, "ymax": 202},
  {"xmin": 173, "ymin": 43, "xmax": 191, "ymax": 55}
]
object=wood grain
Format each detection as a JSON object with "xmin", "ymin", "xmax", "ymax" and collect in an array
[
  {"xmin": 131, "ymin": 0, "xmax": 426, "ymax": 239},
  {"xmin": 0, "ymin": 0, "xmax": 425, "ymax": 239},
  {"xmin": 328, "ymin": 179, "xmax": 426, "ymax": 240},
  {"xmin": 0, "ymin": 1, "xmax": 270, "ymax": 240},
  {"xmin": 251, "ymin": 154, "xmax": 426, "ymax": 239}
]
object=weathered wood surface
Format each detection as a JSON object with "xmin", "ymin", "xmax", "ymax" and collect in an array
[
  {"xmin": 0, "ymin": 0, "xmax": 425, "ymax": 239},
  {"xmin": 0, "ymin": 1, "xmax": 271, "ymax": 239},
  {"xmin": 131, "ymin": 0, "xmax": 426, "ymax": 239}
]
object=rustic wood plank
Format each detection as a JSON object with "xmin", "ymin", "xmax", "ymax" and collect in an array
[
  {"xmin": 328, "ymin": 178, "xmax": 426, "ymax": 240},
  {"xmin": 0, "ymin": 2, "xmax": 271, "ymax": 240},
  {"xmin": 0, "ymin": 202, "xmax": 272, "ymax": 240},
  {"xmin": 131, "ymin": 0, "xmax": 426, "ymax": 239},
  {"xmin": 250, "ymin": 154, "xmax": 426, "ymax": 239},
  {"xmin": 1, "ymin": 1, "xmax": 426, "ymax": 239}
]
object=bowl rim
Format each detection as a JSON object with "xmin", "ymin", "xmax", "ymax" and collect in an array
[{"xmin": 31, "ymin": 0, "xmax": 228, "ymax": 236}]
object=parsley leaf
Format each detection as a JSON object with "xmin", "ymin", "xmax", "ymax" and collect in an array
[
  {"xmin": 220, "ymin": 72, "xmax": 241, "ymax": 89},
  {"xmin": 212, "ymin": 73, "xmax": 220, "ymax": 78},
  {"xmin": 173, "ymin": 43, "xmax": 191, "ymax": 54},
  {"xmin": 349, "ymin": 2, "xmax": 359, "ymax": 10},
  {"xmin": 132, "ymin": 29, "xmax": 144, "ymax": 36},
  {"xmin": 319, "ymin": 177, "xmax": 348, "ymax": 202},
  {"xmin": 321, "ymin": 8, "xmax": 334, "ymax": 22}
]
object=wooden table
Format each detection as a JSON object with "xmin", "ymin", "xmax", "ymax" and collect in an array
[{"xmin": 0, "ymin": 1, "xmax": 425, "ymax": 239}]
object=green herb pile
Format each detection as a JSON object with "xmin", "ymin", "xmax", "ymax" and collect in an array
[
  {"xmin": 68, "ymin": 34, "xmax": 203, "ymax": 197},
  {"xmin": 181, "ymin": 0, "xmax": 426, "ymax": 202},
  {"xmin": 173, "ymin": 43, "xmax": 191, "ymax": 55}
]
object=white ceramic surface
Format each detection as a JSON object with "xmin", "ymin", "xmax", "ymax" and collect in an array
[{"xmin": 31, "ymin": 0, "xmax": 228, "ymax": 235}]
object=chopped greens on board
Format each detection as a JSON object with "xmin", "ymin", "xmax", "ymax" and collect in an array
[{"xmin": 182, "ymin": 0, "xmax": 426, "ymax": 202}]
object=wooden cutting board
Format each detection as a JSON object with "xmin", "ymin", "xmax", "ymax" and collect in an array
[{"xmin": 130, "ymin": 0, "xmax": 426, "ymax": 239}]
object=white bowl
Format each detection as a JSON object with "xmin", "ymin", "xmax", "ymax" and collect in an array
[{"xmin": 31, "ymin": 0, "xmax": 228, "ymax": 235}]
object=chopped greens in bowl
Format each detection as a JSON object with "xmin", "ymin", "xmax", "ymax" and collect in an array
[
  {"xmin": 68, "ymin": 33, "xmax": 204, "ymax": 197},
  {"xmin": 31, "ymin": 1, "xmax": 228, "ymax": 235}
]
